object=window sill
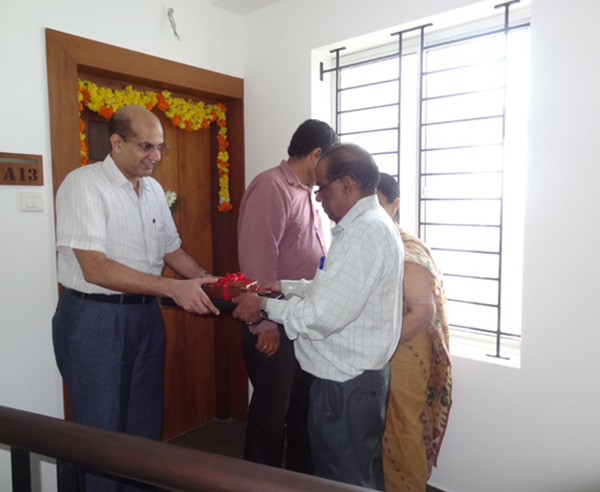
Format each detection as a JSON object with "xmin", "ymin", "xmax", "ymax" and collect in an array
[{"xmin": 449, "ymin": 331, "xmax": 521, "ymax": 369}]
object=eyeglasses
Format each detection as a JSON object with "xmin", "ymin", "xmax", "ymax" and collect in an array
[
  {"xmin": 314, "ymin": 175, "xmax": 345, "ymax": 195},
  {"xmin": 122, "ymin": 137, "xmax": 169, "ymax": 155}
]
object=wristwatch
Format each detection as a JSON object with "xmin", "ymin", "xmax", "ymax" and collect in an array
[{"xmin": 258, "ymin": 299, "xmax": 269, "ymax": 321}]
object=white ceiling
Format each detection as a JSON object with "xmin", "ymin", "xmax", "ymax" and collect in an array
[{"xmin": 209, "ymin": 0, "xmax": 281, "ymax": 16}]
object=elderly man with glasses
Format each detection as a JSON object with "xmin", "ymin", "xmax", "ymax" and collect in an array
[
  {"xmin": 233, "ymin": 142, "xmax": 404, "ymax": 491},
  {"xmin": 52, "ymin": 104, "xmax": 217, "ymax": 492}
]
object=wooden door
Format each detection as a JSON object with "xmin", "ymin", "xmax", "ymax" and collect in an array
[
  {"xmin": 153, "ymin": 111, "xmax": 217, "ymax": 438},
  {"xmin": 47, "ymin": 30, "xmax": 248, "ymax": 440}
]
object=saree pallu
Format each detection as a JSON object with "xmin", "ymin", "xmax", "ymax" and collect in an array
[{"xmin": 383, "ymin": 230, "xmax": 452, "ymax": 492}]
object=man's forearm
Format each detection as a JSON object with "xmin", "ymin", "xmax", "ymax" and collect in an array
[
  {"xmin": 74, "ymin": 248, "xmax": 181, "ymax": 297},
  {"xmin": 164, "ymin": 247, "xmax": 211, "ymax": 279},
  {"xmin": 74, "ymin": 248, "xmax": 219, "ymax": 315}
]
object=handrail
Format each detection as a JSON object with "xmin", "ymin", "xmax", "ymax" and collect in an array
[{"xmin": 0, "ymin": 405, "xmax": 367, "ymax": 492}]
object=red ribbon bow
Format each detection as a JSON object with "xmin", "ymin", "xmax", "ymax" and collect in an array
[{"xmin": 216, "ymin": 272, "xmax": 256, "ymax": 300}]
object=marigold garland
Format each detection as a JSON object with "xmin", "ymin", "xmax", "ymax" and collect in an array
[{"xmin": 77, "ymin": 79, "xmax": 232, "ymax": 212}]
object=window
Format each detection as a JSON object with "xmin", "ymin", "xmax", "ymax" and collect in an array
[{"xmin": 318, "ymin": 1, "xmax": 530, "ymax": 363}]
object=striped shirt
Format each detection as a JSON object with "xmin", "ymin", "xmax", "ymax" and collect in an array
[
  {"xmin": 55, "ymin": 155, "xmax": 181, "ymax": 294},
  {"xmin": 265, "ymin": 195, "xmax": 404, "ymax": 382}
]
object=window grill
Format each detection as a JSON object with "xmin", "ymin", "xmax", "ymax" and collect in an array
[{"xmin": 320, "ymin": 1, "xmax": 529, "ymax": 360}]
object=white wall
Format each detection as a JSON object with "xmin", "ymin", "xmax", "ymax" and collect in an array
[
  {"xmin": 240, "ymin": 0, "xmax": 600, "ymax": 491},
  {"xmin": 3, "ymin": 0, "xmax": 600, "ymax": 491},
  {"xmin": 0, "ymin": 1, "xmax": 242, "ymax": 490}
]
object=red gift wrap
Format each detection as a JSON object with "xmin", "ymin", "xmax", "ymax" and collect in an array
[{"xmin": 203, "ymin": 273, "xmax": 259, "ymax": 301}]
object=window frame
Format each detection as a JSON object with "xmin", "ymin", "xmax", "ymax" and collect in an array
[{"xmin": 318, "ymin": 0, "xmax": 530, "ymax": 362}]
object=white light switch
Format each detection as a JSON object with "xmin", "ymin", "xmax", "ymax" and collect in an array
[{"xmin": 20, "ymin": 192, "xmax": 44, "ymax": 212}]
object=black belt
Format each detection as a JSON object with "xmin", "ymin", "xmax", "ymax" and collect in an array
[{"xmin": 67, "ymin": 289, "xmax": 155, "ymax": 305}]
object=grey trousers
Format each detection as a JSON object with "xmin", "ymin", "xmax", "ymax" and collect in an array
[{"xmin": 308, "ymin": 364, "xmax": 390, "ymax": 491}]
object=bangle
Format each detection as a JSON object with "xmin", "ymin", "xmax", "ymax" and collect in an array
[{"xmin": 200, "ymin": 271, "xmax": 210, "ymax": 279}]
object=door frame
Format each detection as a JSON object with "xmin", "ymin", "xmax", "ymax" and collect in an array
[{"xmin": 46, "ymin": 28, "xmax": 248, "ymax": 421}]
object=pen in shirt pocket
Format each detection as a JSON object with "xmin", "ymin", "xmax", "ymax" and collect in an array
[{"xmin": 319, "ymin": 256, "xmax": 325, "ymax": 270}]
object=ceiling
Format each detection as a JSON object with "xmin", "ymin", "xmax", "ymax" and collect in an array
[{"xmin": 209, "ymin": 0, "xmax": 281, "ymax": 16}]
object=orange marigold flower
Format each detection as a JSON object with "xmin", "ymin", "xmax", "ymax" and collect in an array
[
  {"xmin": 217, "ymin": 119, "xmax": 226, "ymax": 127},
  {"xmin": 146, "ymin": 103, "xmax": 155, "ymax": 111},
  {"xmin": 216, "ymin": 103, "xmax": 227, "ymax": 113},
  {"xmin": 210, "ymin": 111, "xmax": 217, "ymax": 121},
  {"xmin": 217, "ymin": 135, "xmax": 230, "ymax": 149},
  {"xmin": 218, "ymin": 202, "xmax": 233, "ymax": 212},
  {"xmin": 184, "ymin": 120, "xmax": 193, "ymax": 132},
  {"xmin": 98, "ymin": 106, "xmax": 114, "ymax": 119},
  {"xmin": 201, "ymin": 120, "xmax": 210, "ymax": 129},
  {"xmin": 171, "ymin": 115, "xmax": 182, "ymax": 126},
  {"xmin": 157, "ymin": 93, "xmax": 169, "ymax": 111},
  {"xmin": 78, "ymin": 102, "xmax": 84, "ymax": 112},
  {"xmin": 81, "ymin": 89, "xmax": 91, "ymax": 104},
  {"xmin": 79, "ymin": 119, "xmax": 85, "ymax": 133}
]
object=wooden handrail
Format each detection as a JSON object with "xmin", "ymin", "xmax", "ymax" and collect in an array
[{"xmin": 0, "ymin": 405, "xmax": 367, "ymax": 491}]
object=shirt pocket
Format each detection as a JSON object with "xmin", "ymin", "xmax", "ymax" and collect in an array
[{"xmin": 146, "ymin": 219, "xmax": 167, "ymax": 268}]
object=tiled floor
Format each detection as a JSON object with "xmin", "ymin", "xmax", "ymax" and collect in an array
[{"xmin": 167, "ymin": 418, "xmax": 246, "ymax": 460}]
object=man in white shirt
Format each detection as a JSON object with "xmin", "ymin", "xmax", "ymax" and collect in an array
[
  {"xmin": 52, "ymin": 105, "xmax": 217, "ymax": 492},
  {"xmin": 233, "ymin": 143, "xmax": 404, "ymax": 490}
]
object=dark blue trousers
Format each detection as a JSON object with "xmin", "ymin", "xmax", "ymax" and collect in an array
[
  {"xmin": 52, "ymin": 290, "xmax": 165, "ymax": 492},
  {"xmin": 308, "ymin": 364, "xmax": 390, "ymax": 491},
  {"xmin": 241, "ymin": 323, "xmax": 313, "ymax": 473}
]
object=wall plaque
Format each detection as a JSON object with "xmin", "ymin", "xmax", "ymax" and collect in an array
[{"xmin": 0, "ymin": 152, "xmax": 43, "ymax": 186}]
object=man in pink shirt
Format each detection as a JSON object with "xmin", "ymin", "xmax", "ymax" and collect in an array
[{"xmin": 237, "ymin": 119, "xmax": 337, "ymax": 472}]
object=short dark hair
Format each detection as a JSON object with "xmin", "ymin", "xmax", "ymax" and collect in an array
[
  {"xmin": 108, "ymin": 109, "xmax": 135, "ymax": 140},
  {"xmin": 319, "ymin": 143, "xmax": 380, "ymax": 195},
  {"xmin": 287, "ymin": 119, "xmax": 338, "ymax": 158},
  {"xmin": 377, "ymin": 173, "xmax": 400, "ymax": 203},
  {"xmin": 377, "ymin": 172, "xmax": 400, "ymax": 223}
]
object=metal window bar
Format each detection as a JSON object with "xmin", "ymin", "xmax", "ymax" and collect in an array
[
  {"xmin": 320, "ymin": 1, "xmax": 528, "ymax": 359},
  {"xmin": 339, "ymin": 78, "xmax": 400, "ymax": 92},
  {"xmin": 420, "ymin": 1, "xmax": 523, "ymax": 360},
  {"xmin": 339, "ymin": 101, "xmax": 399, "ymax": 113}
]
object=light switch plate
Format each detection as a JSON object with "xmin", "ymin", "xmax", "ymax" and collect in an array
[{"xmin": 20, "ymin": 192, "xmax": 44, "ymax": 212}]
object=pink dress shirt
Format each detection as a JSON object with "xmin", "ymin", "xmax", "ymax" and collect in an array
[{"xmin": 237, "ymin": 160, "xmax": 327, "ymax": 333}]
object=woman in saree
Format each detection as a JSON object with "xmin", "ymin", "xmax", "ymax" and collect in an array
[{"xmin": 377, "ymin": 173, "xmax": 453, "ymax": 492}]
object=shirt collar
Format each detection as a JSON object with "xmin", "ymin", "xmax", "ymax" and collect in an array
[
  {"xmin": 332, "ymin": 194, "xmax": 379, "ymax": 236},
  {"xmin": 279, "ymin": 159, "xmax": 309, "ymax": 190},
  {"xmin": 102, "ymin": 154, "xmax": 151, "ymax": 192}
]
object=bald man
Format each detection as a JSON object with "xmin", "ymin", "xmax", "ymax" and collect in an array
[{"xmin": 52, "ymin": 105, "xmax": 216, "ymax": 491}]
